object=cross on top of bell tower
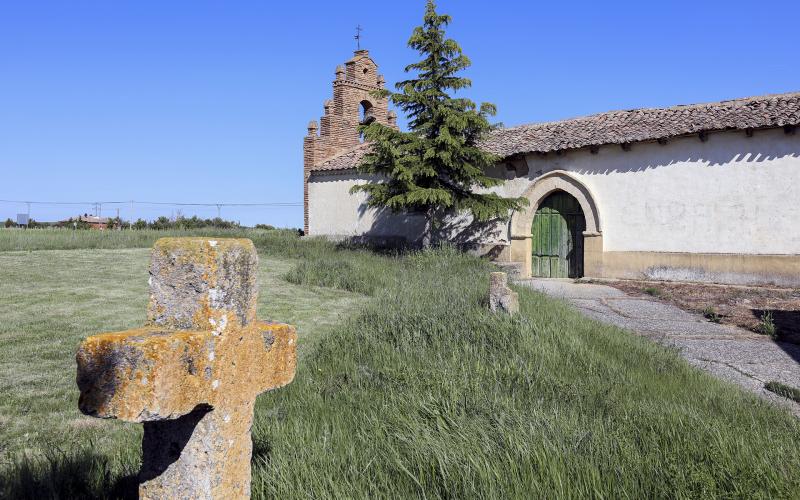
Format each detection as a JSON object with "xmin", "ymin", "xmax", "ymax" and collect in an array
[{"xmin": 354, "ymin": 25, "xmax": 363, "ymax": 50}]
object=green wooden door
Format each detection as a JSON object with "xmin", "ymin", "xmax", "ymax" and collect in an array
[{"xmin": 531, "ymin": 191, "xmax": 585, "ymax": 278}]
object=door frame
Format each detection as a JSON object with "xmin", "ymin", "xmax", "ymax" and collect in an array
[{"xmin": 509, "ymin": 170, "xmax": 603, "ymax": 279}]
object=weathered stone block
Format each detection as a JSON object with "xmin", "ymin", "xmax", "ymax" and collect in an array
[
  {"xmin": 147, "ymin": 237, "xmax": 259, "ymax": 331},
  {"xmin": 489, "ymin": 271, "xmax": 519, "ymax": 315}
]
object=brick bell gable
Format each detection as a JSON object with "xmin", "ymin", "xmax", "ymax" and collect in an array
[{"xmin": 303, "ymin": 49, "xmax": 398, "ymax": 234}]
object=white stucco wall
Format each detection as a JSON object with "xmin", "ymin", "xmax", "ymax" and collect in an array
[
  {"xmin": 308, "ymin": 127, "xmax": 800, "ymax": 256},
  {"xmin": 505, "ymin": 128, "xmax": 800, "ymax": 255},
  {"xmin": 307, "ymin": 173, "xmax": 427, "ymax": 240}
]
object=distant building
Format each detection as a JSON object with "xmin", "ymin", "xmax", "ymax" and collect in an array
[
  {"xmin": 61, "ymin": 214, "xmax": 110, "ymax": 230},
  {"xmin": 303, "ymin": 49, "xmax": 800, "ymax": 287}
]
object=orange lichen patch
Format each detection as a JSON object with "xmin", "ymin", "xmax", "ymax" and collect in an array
[
  {"xmin": 76, "ymin": 321, "xmax": 296, "ymax": 424},
  {"xmin": 138, "ymin": 321, "xmax": 296, "ymax": 499},
  {"xmin": 253, "ymin": 322, "xmax": 297, "ymax": 394},
  {"xmin": 192, "ymin": 294, "xmax": 214, "ymax": 331},
  {"xmin": 152, "ymin": 237, "xmax": 256, "ymax": 264},
  {"xmin": 77, "ymin": 327, "xmax": 212, "ymax": 422}
]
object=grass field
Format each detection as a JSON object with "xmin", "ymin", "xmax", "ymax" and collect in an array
[
  {"xmin": 0, "ymin": 227, "xmax": 304, "ymax": 252},
  {"xmin": 1, "ymin": 229, "xmax": 800, "ymax": 498}
]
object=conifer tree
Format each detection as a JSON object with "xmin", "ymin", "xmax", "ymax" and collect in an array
[{"xmin": 352, "ymin": 0, "xmax": 527, "ymax": 244}]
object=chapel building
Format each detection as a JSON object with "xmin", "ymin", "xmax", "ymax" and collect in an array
[{"xmin": 304, "ymin": 50, "xmax": 800, "ymax": 287}]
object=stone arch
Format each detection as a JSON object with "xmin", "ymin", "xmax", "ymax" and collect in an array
[
  {"xmin": 359, "ymin": 100, "xmax": 375, "ymax": 125},
  {"xmin": 509, "ymin": 171, "xmax": 603, "ymax": 278},
  {"xmin": 511, "ymin": 171, "xmax": 601, "ymax": 237}
]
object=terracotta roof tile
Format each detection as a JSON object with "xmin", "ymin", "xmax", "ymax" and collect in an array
[
  {"xmin": 311, "ymin": 143, "xmax": 371, "ymax": 172},
  {"xmin": 310, "ymin": 91, "xmax": 800, "ymax": 172},
  {"xmin": 483, "ymin": 91, "xmax": 800, "ymax": 157}
]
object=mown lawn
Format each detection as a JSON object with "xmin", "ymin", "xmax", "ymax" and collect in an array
[
  {"xmin": 1, "ymin": 230, "xmax": 799, "ymax": 498},
  {"xmin": 0, "ymin": 231, "xmax": 367, "ymax": 497}
]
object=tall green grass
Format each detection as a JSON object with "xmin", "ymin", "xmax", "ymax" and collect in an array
[
  {"xmin": 0, "ymin": 446, "xmax": 140, "ymax": 499},
  {"xmin": 250, "ymin": 247, "xmax": 800, "ymax": 498},
  {"xmin": 2, "ymin": 235, "xmax": 799, "ymax": 498}
]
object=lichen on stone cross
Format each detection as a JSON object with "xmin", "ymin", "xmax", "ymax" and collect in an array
[
  {"xmin": 489, "ymin": 271, "xmax": 519, "ymax": 315},
  {"xmin": 75, "ymin": 238, "xmax": 296, "ymax": 499}
]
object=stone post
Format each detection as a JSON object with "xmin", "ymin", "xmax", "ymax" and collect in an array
[{"xmin": 489, "ymin": 272, "xmax": 519, "ymax": 315}]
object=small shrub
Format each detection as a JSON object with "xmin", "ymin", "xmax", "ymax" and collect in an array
[
  {"xmin": 644, "ymin": 287, "xmax": 662, "ymax": 297},
  {"xmin": 703, "ymin": 306, "xmax": 721, "ymax": 323},
  {"xmin": 105, "ymin": 217, "xmax": 122, "ymax": 230},
  {"xmin": 764, "ymin": 381, "xmax": 800, "ymax": 403},
  {"xmin": 757, "ymin": 311, "xmax": 777, "ymax": 339}
]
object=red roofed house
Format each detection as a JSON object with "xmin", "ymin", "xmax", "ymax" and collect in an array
[{"xmin": 61, "ymin": 214, "xmax": 110, "ymax": 230}]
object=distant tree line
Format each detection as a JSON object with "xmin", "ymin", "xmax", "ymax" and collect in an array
[
  {"xmin": 3, "ymin": 216, "xmax": 277, "ymax": 230},
  {"xmin": 118, "ymin": 216, "xmax": 276, "ymax": 230},
  {"xmin": 129, "ymin": 216, "xmax": 244, "ymax": 230}
]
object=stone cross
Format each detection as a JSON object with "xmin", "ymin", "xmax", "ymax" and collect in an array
[
  {"xmin": 354, "ymin": 24, "xmax": 363, "ymax": 50},
  {"xmin": 76, "ymin": 238, "xmax": 296, "ymax": 499},
  {"xmin": 489, "ymin": 272, "xmax": 519, "ymax": 315}
]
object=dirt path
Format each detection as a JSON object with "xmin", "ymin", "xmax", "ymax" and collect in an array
[
  {"xmin": 519, "ymin": 278, "xmax": 800, "ymax": 416},
  {"xmin": 605, "ymin": 280, "xmax": 800, "ymax": 343}
]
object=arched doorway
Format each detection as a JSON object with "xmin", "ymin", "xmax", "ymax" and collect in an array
[
  {"xmin": 509, "ymin": 171, "xmax": 602, "ymax": 279},
  {"xmin": 531, "ymin": 191, "xmax": 586, "ymax": 278}
]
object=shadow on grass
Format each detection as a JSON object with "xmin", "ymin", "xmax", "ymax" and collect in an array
[
  {"xmin": 0, "ymin": 447, "xmax": 139, "ymax": 500},
  {"xmin": 252, "ymin": 436, "xmax": 272, "ymax": 462}
]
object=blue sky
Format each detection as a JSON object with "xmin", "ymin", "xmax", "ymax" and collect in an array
[{"xmin": 1, "ymin": 0, "xmax": 797, "ymax": 227}]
